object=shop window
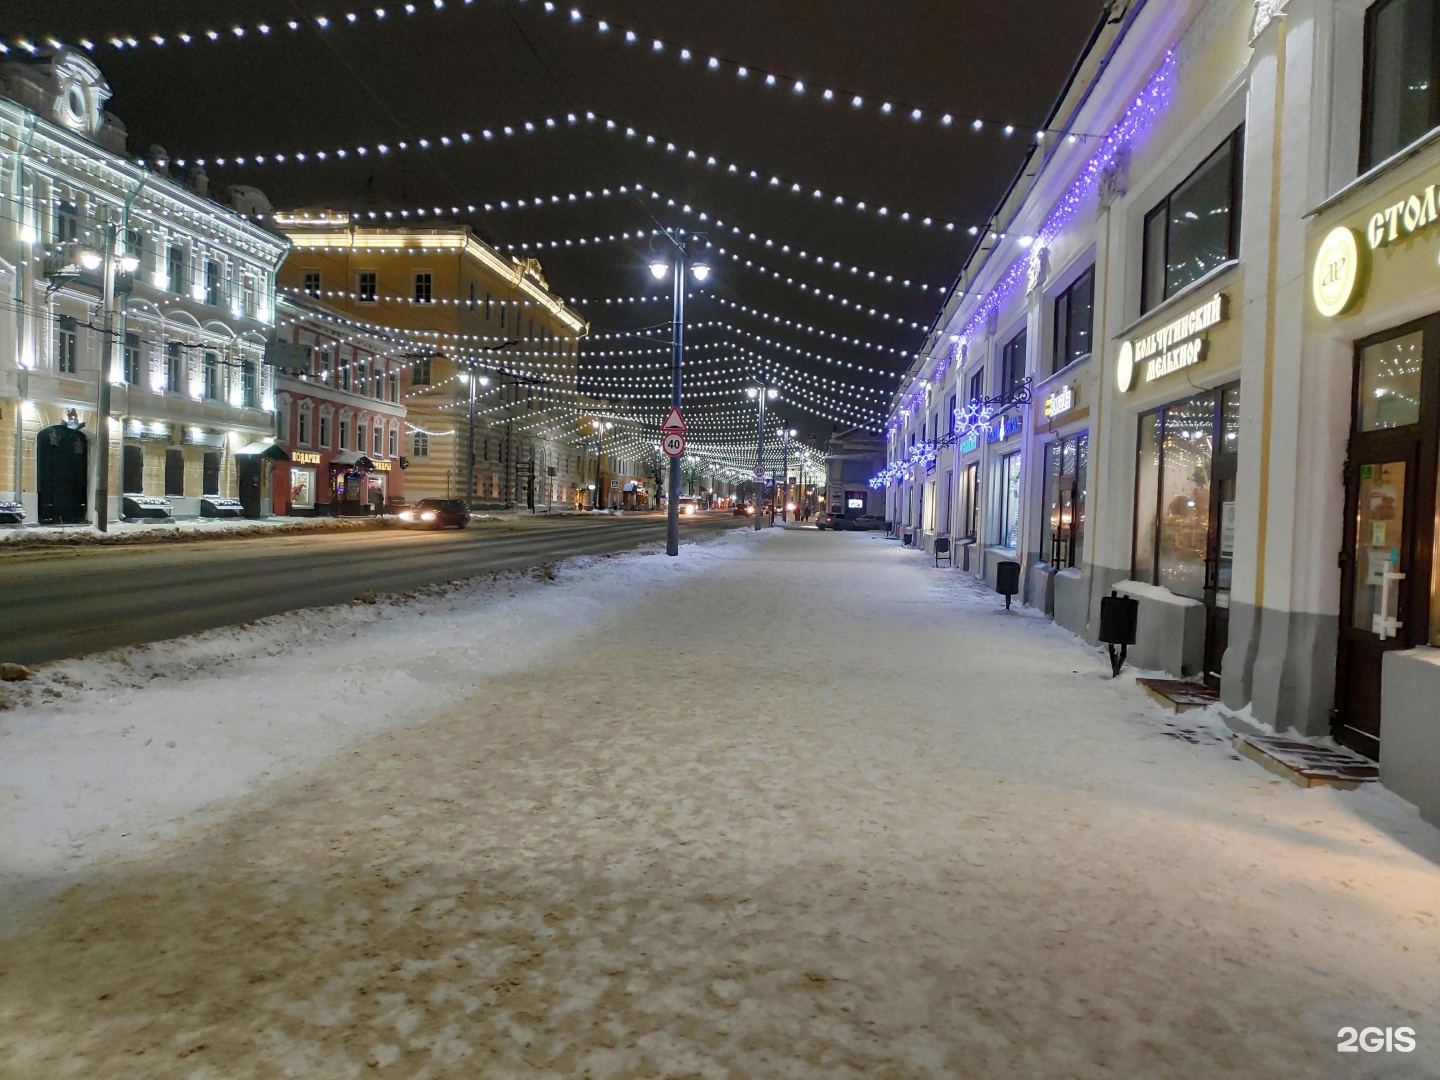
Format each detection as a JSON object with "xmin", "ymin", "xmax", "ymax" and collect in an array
[
  {"xmin": 303, "ymin": 270, "xmax": 321, "ymax": 298},
  {"xmin": 204, "ymin": 352, "xmax": 220, "ymax": 399},
  {"xmin": 290, "ymin": 467, "xmax": 315, "ymax": 508},
  {"xmin": 54, "ymin": 315, "xmax": 78, "ymax": 374},
  {"xmin": 412, "ymin": 430, "xmax": 429, "ymax": 457},
  {"xmin": 1361, "ymin": 0, "xmax": 1439, "ymax": 171},
  {"xmin": 202, "ymin": 452, "xmax": 220, "ymax": 496},
  {"xmin": 1042, "ymin": 432, "xmax": 1088, "ymax": 569},
  {"xmin": 414, "ymin": 272, "xmax": 433, "ymax": 303},
  {"xmin": 1051, "ymin": 266, "xmax": 1094, "ymax": 374},
  {"xmin": 358, "ymin": 271, "xmax": 378, "ymax": 302},
  {"xmin": 999, "ymin": 329, "xmax": 1027, "ymax": 401},
  {"xmin": 166, "ymin": 342, "xmax": 183, "ymax": 392},
  {"xmin": 1141, "ymin": 129, "xmax": 1243, "ymax": 313},
  {"xmin": 165, "ymin": 448, "xmax": 185, "ymax": 496},
  {"xmin": 1132, "ymin": 387, "xmax": 1240, "ymax": 600},
  {"xmin": 1357, "ymin": 330, "xmax": 1423, "ymax": 430},
  {"xmin": 122, "ymin": 444, "xmax": 144, "ymax": 494},
  {"xmin": 999, "ymin": 450, "xmax": 1022, "ymax": 549},
  {"xmin": 123, "ymin": 332, "xmax": 141, "ymax": 385}
]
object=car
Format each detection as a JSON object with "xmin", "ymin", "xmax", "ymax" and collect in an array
[
  {"xmin": 398, "ymin": 498, "xmax": 470, "ymax": 528},
  {"xmin": 732, "ymin": 502, "xmax": 757, "ymax": 517},
  {"xmin": 828, "ymin": 513, "xmax": 887, "ymax": 532},
  {"xmin": 679, "ymin": 497, "xmax": 704, "ymax": 516}
]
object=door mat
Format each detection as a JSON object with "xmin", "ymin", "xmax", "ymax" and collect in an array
[
  {"xmin": 1137, "ymin": 678, "xmax": 1220, "ymax": 712},
  {"xmin": 1233, "ymin": 733, "xmax": 1379, "ymax": 789}
]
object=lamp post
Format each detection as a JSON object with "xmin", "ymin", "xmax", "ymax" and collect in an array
[
  {"xmin": 649, "ymin": 230, "xmax": 710, "ymax": 557},
  {"xmin": 780, "ymin": 427, "xmax": 796, "ymax": 521},
  {"xmin": 592, "ymin": 419, "xmax": 612, "ymax": 509},
  {"xmin": 745, "ymin": 379, "xmax": 778, "ymax": 531},
  {"xmin": 459, "ymin": 368, "xmax": 491, "ymax": 512}
]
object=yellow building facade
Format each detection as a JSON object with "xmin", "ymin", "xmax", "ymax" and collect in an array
[{"xmin": 275, "ymin": 217, "xmax": 589, "ymax": 506}]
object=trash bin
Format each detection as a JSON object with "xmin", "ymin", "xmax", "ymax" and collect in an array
[
  {"xmin": 996, "ymin": 559, "xmax": 1021, "ymax": 609},
  {"xmin": 1099, "ymin": 591, "xmax": 1140, "ymax": 678}
]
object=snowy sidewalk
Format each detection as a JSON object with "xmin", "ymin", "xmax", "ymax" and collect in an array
[{"xmin": 2, "ymin": 530, "xmax": 1439, "ymax": 1078}]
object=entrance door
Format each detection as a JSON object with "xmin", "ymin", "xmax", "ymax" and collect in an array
[
  {"xmin": 36, "ymin": 423, "xmax": 88, "ymax": 524},
  {"xmin": 1204, "ymin": 388, "xmax": 1241, "ymax": 682},
  {"xmin": 1334, "ymin": 321, "xmax": 1439, "ymax": 759},
  {"xmin": 237, "ymin": 456, "xmax": 265, "ymax": 518}
]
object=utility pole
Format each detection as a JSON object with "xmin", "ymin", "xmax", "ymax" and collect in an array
[{"xmin": 92, "ymin": 222, "xmax": 118, "ymax": 533}]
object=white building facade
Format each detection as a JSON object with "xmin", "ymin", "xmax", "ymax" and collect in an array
[
  {"xmin": 883, "ymin": 0, "xmax": 1440, "ymax": 820},
  {"xmin": 0, "ymin": 49, "xmax": 288, "ymax": 524}
]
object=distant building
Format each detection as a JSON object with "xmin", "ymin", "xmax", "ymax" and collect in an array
[
  {"xmin": 273, "ymin": 216, "xmax": 590, "ymax": 508},
  {"xmin": 824, "ymin": 428, "xmax": 885, "ymax": 519},
  {"xmin": 0, "ymin": 49, "xmax": 289, "ymax": 523},
  {"xmin": 272, "ymin": 294, "xmax": 407, "ymax": 515}
]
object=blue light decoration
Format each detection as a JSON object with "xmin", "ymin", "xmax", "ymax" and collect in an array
[{"xmin": 871, "ymin": 50, "xmax": 1176, "ymax": 492}]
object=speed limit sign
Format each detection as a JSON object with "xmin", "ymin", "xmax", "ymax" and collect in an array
[{"xmin": 661, "ymin": 431, "xmax": 686, "ymax": 457}]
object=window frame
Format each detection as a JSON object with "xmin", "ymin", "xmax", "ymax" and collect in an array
[
  {"xmin": 166, "ymin": 341, "xmax": 184, "ymax": 393},
  {"xmin": 999, "ymin": 328, "xmax": 1027, "ymax": 401},
  {"xmin": 123, "ymin": 331, "xmax": 142, "ymax": 385},
  {"xmin": 302, "ymin": 270, "xmax": 321, "ymax": 298},
  {"xmin": 1360, "ymin": 0, "xmax": 1440, "ymax": 173},
  {"xmin": 1051, "ymin": 265, "xmax": 1095, "ymax": 376},
  {"xmin": 414, "ymin": 272, "xmax": 434, "ymax": 303},
  {"xmin": 357, "ymin": 270, "xmax": 378, "ymax": 303},
  {"xmin": 1140, "ymin": 128, "xmax": 1244, "ymax": 314}
]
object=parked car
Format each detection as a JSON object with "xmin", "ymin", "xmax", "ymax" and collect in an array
[
  {"xmin": 828, "ymin": 513, "xmax": 887, "ymax": 532},
  {"xmin": 398, "ymin": 498, "xmax": 470, "ymax": 529}
]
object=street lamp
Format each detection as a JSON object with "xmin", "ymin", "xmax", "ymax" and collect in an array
[
  {"xmin": 780, "ymin": 427, "xmax": 797, "ymax": 521},
  {"xmin": 745, "ymin": 380, "xmax": 779, "ymax": 531},
  {"xmin": 649, "ymin": 230, "xmax": 710, "ymax": 556},
  {"xmin": 459, "ymin": 368, "xmax": 491, "ymax": 512},
  {"xmin": 592, "ymin": 418, "xmax": 613, "ymax": 510}
]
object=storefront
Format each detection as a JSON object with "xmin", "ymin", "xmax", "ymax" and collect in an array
[{"xmin": 1309, "ymin": 150, "xmax": 1440, "ymax": 767}]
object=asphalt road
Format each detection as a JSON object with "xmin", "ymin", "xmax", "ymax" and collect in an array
[{"xmin": 0, "ymin": 512, "xmax": 750, "ymax": 665}]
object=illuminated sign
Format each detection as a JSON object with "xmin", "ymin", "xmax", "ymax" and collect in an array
[
  {"xmin": 1366, "ymin": 184, "xmax": 1440, "ymax": 249},
  {"xmin": 958, "ymin": 432, "xmax": 979, "ymax": 454},
  {"xmin": 292, "ymin": 450, "xmax": 322, "ymax": 464},
  {"xmin": 1043, "ymin": 384, "xmax": 1075, "ymax": 418},
  {"xmin": 1116, "ymin": 293, "xmax": 1227, "ymax": 392},
  {"xmin": 371, "ymin": 459, "xmax": 393, "ymax": 472},
  {"xmin": 1312, "ymin": 226, "xmax": 1364, "ymax": 317}
]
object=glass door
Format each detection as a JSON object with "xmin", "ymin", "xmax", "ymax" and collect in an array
[{"xmin": 1334, "ymin": 320, "xmax": 1439, "ymax": 759}]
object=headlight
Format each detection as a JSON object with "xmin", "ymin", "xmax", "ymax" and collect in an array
[
  {"xmin": 420, "ymin": 511, "xmax": 437, "ymax": 521},
  {"xmin": 399, "ymin": 511, "xmax": 414, "ymax": 521},
  {"xmin": 746, "ymin": 506, "xmax": 755, "ymax": 515}
]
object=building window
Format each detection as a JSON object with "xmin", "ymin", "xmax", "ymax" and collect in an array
[
  {"xmin": 358, "ymin": 271, "xmax": 378, "ymax": 302},
  {"xmin": 241, "ymin": 361, "xmax": 257, "ymax": 407},
  {"xmin": 469, "ymin": 281, "xmax": 477, "ymax": 308},
  {"xmin": 54, "ymin": 314, "xmax": 79, "ymax": 374},
  {"xmin": 1362, "ymin": 0, "xmax": 1440, "ymax": 171},
  {"xmin": 948, "ymin": 393, "xmax": 957, "ymax": 436},
  {"xmin": 167, "ymin": 244, "xmax": 185, "ymax": 294},
  {"xmin": 338, "ymin": 416, "xmax": 350, "ymax": 450},
  {"xmin": 968, "ymin": 368, "xmax": 984, "ymax": 406},
  {"xmin": 55, "ymin": 200, "xmax": 79, "ymax": 244},
  {"xmin": 355, "ymin": 360, "xmax": 368, "ymax": 395},
  {"xmin": 125, "ymin": 228, "xmax": 144, "ymax": 272},
  {"xmin": 486, "ymin": 291, "xmax": 493, "ymax": 318},
  {"xmin": 411, "ymin": 357, "xmax": 432, "ymax": 386},
  {"xmin": 1133, "ymin": 384, "xmax": 1241, "ymax": 599},
  {"xmin": 388, "ymin": 425, "xmax": 398, "ymax": 457},
  {"xmin": 372, "ymin": 423, "xmax": 383, "ymax": 457},
  {"xmin": 319, "ymin": 413, "xmax": 332, "ymax": 448},
  {"xmin": 303, "ymin": 270, "xmax": 321, "ymax": 298},
  {"xmin": 1051, "ymin": 266, "xmax": 1094, "ymax": 374},
  {"xmin": 412, "ymin": 430, "xmax": 429, "ymax": 457},
  {"xmin": 414, "ymin": 272, "xmax": 433, "ymax": 303},
  {"xmin": 297, "ymin": 405, "xmax": 311, "ymax": 446},
  {"xmin": 999, "ymin": 450, "xmax": 1022, "ymax": 550},
  {"xmin": 340, "ymin": 359, "xmax": 352, "ymax": 392},
  {"xmin": 276, "ymin": 405, "xmax": 289, "ymax": 444},
  {"xmin": 124, "ymin": 332, "xmax": 141, "ymax": 384},
  {"xmin": 165, "ymin": 448, "xmax": 185, "ymax": 496},
  {"xmin": 1141, "ymin": 129, "xmax": 1243, "ymax": 313},
  {"xmin": 205, "ymin": 260, "xmax": 222, "ymax": 306},
  {"xmin": 387, "ymin": 369, "xmax": 399, "ymax": 402},
  {"xmin": 318, "ymin": 349, "xmax": 332, "ymax": 383},
  {"xmin": 357, "ymin": 422, "xmax": 367, "ymax": 453},
  {"xmin": 166, "ymin": 341, "xmax": 184, "ymax": 392},
  {"xmin": 289, "ymin": 467, "xmax": 315, "ymax": 508},
  {"xmin": 204, "ymin": 351, "xmax": 220, "ymax": 399},
  {"xmin": 500, "ymin": 299, "xmax": 507, "ymax": 328},
  {"xmin": 999, "ymin": 328, "xmax": 1027, "ymax": 401}
]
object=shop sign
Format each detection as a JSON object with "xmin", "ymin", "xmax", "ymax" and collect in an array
[
  {"xmin": 1043, "ymin": 384, "xmax": 1075, "ymax": 418},
  {"xmin": 1115, "ymin": 293, "xmax": 1227, "ymax": 392},
  {"xmin": 181, "ymin": 426, "xmax": 225, "ymax": 448},
  {"xmin": 124, "ymin": 419, "xmax": 172, "ymax": 442},
  {"xmin": 1312, "ymin": 226, "xmax": 1365, "ymax": 317},
  {"xmin": 292, "ymin": 450, "xmax": 322, "ymax": 464},
  {"xmin": 1366, "ymin": 183, "xmax": 1440, "ymax": 249},
  {"xmin": 985, "ymin": 413, "xmax": 1023, "ymax": 444},
  {"xmin": 371, "ymin": 459, "xmax": 392, "ymax": 472},
  {"xmin": 957, "ymin": 431, "xmax": 979, "ymax": 454}
]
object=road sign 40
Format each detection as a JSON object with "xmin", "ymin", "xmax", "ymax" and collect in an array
[{"xmin": 1337, "ymin": 1027, "xmax": 1417, "ymax": 1053}]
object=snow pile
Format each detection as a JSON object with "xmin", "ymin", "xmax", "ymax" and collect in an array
[
  {"xmin": 0, "ymin": 527, "xmax": 763, "ymax": 922},
  {"xmin": 0, "ymin": 515, "xmax": 381, "ymax": 547}
]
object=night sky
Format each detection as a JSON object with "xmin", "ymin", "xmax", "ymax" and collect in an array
[{"xmin": 5, "ymin": 0, "xmax": 1108, "ymax": 450}]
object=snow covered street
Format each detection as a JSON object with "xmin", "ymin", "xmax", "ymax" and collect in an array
[{"xmin": 2, "ymin": 529, "xmax": 1439, "ymax": 1078}]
